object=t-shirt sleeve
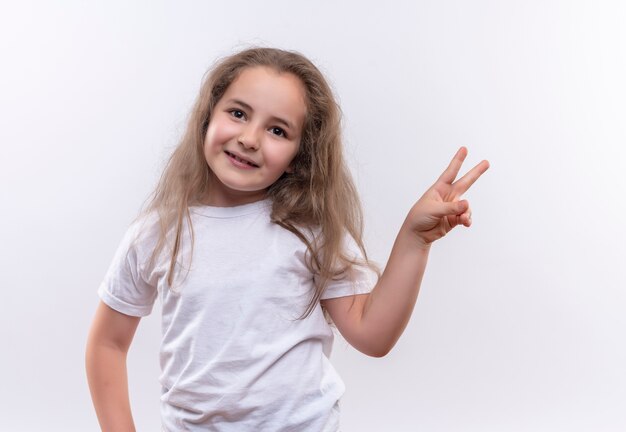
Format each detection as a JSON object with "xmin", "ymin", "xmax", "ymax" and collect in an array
[
  {"xmin": 97, "ymin": 220, "xmax": 158, "ymax": 317},
  {"xmin": 319, "ymin": 234, "xmax": 378, "ymax": 300}
]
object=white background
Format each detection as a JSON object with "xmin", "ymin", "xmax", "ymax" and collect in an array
[{"xmin": 1, "ymin": 1, "xmax": 625, "ymax": 431}]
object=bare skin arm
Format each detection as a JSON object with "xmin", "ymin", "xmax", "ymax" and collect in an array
[
  {"xmin": 85, "ymin": 300, "xmax": 141, "ymax": 432},
  {"xmin": 322, "ymin": 147, "xmax": 490, "ymax": 357}
]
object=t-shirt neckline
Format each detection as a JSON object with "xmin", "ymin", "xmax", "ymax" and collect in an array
[{"xmin": 190, "ymin": 198, "xmax": 272, "ymax": 218}]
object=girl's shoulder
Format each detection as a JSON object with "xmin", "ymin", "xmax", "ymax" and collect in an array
[
  {"xmin": 123, "ymin": 210, "xmax": 163, "ymax": 252},
  {"xmin": 291, "ymin": 224, "xmax": 365, "ymax": 261},
  {"xmin": 131, "ymin": 209, "xmax": 160, "ymax": 235}
]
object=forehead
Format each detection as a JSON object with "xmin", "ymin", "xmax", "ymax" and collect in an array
[{"xmin": 221, "ymin": 66, "xmax": 307, "ymax": 127}]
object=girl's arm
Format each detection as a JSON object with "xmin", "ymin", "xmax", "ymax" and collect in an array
[
  {"xmin": 85, "ymin": 301, "xmax": 141, "ymax": 432},
  {"xmin": 322, "ymin": 147, "xmax": 489, "ymax": 357}
]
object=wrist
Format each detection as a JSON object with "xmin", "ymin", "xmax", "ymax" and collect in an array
[{"xmin": 398, "ymin": 224, "xmax": 432, "ymax": 253}]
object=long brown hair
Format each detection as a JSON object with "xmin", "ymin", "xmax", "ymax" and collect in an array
[{"xmin": 137, "ymin": 47, "xmax": 377, "ymax": 320}]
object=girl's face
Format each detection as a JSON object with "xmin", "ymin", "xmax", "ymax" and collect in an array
[{"xmin": 203, "ymin": 66, "xmax": 307, "ymax": 207}]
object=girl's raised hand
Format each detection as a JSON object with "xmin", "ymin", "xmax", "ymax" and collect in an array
[{"xmin": 404, "ymin": 147, "xmax": 490, "ymax": 249}]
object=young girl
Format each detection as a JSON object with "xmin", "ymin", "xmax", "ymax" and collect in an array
[{"xmin": 85, "ymin": 47, "xmax": 489, "ymax": 432}]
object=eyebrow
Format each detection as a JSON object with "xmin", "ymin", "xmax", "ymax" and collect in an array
[{"xmin": 226, "ymin": 99, "xmax": 294, "ymax": 131}]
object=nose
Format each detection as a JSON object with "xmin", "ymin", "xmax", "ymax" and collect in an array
[{"xmin": 238, "ymin": 124, "xmax": 261, "ymax": 151}]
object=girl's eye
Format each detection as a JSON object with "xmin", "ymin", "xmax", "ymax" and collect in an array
[
  {"xmin": 230, "ymin": 109, "xmax": 245, "ymax": 119},
  {"xmin": 270, "ymin": 127, "xmax": 286, "ymax": 138}
]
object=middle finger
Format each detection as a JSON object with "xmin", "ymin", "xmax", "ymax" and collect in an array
[{"xmin": 451, "ymin": 160, "xmax": 490, "ymax": 196}]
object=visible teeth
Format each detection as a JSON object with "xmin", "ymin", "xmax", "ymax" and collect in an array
[{"xmin": 228, "ymin": 152, "xmax": 256, "ymax": 167}]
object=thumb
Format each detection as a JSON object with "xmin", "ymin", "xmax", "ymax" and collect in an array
[{"xmin": 432, "ymin": 200, "xmax": 468, "ymax": 217}]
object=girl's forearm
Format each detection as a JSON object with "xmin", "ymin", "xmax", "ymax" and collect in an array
[
  {"xmin": 85, "ymin": 343, "xmax": 137, "ymax": 432},
  {"xmin": 358, "ymin": 148, "xmax": 488, "ymax": 356},
  {"xmin": 360, "ymin": 223, "xmax": 431, "ymax": 356}
]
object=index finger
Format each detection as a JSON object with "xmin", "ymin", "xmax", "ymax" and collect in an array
[{"xmin": 437, "ymin": 147, "xmax": 468, "ymax": 185}]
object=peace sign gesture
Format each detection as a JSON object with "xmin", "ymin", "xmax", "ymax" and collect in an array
[
  {"xmin": 404, "ymin": 147, "xmax": 490, "ymax": 248},
  {"xmin": 335, "ymin": 147, "xmax": 490, "ymax": 356}
]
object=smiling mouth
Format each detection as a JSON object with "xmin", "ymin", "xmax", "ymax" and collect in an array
[{"xmin": 225, "ymin": 151, "xmax": 259, "ymax": 168}]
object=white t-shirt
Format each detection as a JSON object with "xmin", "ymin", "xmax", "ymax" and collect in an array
[{"xmin": 98, "ymin": 198, "xmax": 377, "ymax": 431}]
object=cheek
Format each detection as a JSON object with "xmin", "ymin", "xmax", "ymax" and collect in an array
[
  {"xmin": 204, "ymin": 129, "xmax": 220, "ymax": 152},
  {"xmin": 202, "ymin": 134, "xmax": 216, "ymax": 162},
  {"xmin": 205, "ymin": 118, "xmax": 236, "ymax": 150},
  {"xmin": 268, "ymin": 145, "xmax": 299, "ymax": 170}
]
